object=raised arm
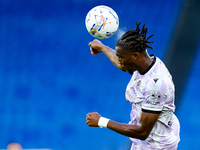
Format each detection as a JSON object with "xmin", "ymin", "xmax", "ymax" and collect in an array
[{"xmin": 89, "ymin": 39, "xmax": 123, "ymax": 70}]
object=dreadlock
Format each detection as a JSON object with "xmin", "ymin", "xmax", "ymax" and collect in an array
[{"xmin": 116, "ymin": 22, "xmax": 154, "ymax": 53}]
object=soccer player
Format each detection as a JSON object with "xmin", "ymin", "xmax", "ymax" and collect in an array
[{"xmin": 86, "ymin": 22, "xmax": 180, "ymax": 150}]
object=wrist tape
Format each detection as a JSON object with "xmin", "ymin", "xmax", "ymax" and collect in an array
[{"xmin": 98, "ymin": 117, "xmax": 110, "ymax": 128}]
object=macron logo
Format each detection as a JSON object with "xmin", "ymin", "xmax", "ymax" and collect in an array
[{"xmin": 153, "ymin": 78, "xmax": 159, "ymax": 83}]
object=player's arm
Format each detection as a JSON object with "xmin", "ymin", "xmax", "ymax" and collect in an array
[
  {"xmin": 89, "ymin": 39, "xmax": 123, "ymax": 70},
  {"xmin": 86, "ymin": 111, "xmax": 160, "ymax": 140},
  {"xmin": 107, "ymin": 110, "xmax": 160, "ymax": 140}
]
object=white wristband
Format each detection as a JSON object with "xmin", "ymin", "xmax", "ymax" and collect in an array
[{"xmin": 98, "ymin": 117, "xmax": 110, "ymax": 128}]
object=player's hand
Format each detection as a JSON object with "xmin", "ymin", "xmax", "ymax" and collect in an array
[
  {"xmin": 88, "ymin": 39, "xmax": 104, "ymax": 55},
  {"xmin": 86, "ymin": 112, "xmax": 101, "ymax": 127}
]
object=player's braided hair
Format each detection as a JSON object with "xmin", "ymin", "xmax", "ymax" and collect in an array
[{"xmin": 116, "ymin": 22, "xmax": 154, "ymax": 53}]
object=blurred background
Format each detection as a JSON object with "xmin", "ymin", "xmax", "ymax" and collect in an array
[{"xmin": 0, "ymin": 0, "xmax": 199, "ymax": 149}]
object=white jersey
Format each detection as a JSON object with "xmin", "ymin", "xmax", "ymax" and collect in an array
[{"xmin": 126, "ymin": 55, "xmax": 180, "ymax": 150}]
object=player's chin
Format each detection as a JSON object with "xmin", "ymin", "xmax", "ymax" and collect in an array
[
  {"xmin": 128, "ymin": 71, "xmax": 134, "ymax": 75},
  {"xmin": 126, "ymin": 68, "xmax": 134, "ymax": 74}
]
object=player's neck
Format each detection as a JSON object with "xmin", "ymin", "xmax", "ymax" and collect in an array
[{"xmin": 137, "ymin": 54, "xmax": 154, "ymax": 75}]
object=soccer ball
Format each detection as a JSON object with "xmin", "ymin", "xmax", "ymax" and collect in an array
[{"xmin": 85, "ymin": 5, "xmax": 119, "ymax": 39}]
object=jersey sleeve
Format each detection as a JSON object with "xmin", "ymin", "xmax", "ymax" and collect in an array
[{"xmin": 142, "ymin": 77, "xmax": 167, "ymax": 113}]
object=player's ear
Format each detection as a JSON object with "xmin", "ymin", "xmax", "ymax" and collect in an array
[{"xmin": 132, "ymin": 52, "xmax": 139, "ymax": 60}]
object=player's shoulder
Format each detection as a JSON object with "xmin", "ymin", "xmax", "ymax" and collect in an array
[
  {"xmin": 151, "ymin": 57, "xmax": 172, "ymax": 80},
  {"xmin": 143, "ymin": 55, "xmax": 172, "ymax": 87},
  {"xmin": 145, "ymin": 73, "xmax": 174, "ymax": 98}
]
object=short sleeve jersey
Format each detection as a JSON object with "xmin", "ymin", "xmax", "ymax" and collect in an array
[{"xmin": 126, "ymin": 55, "xmax": 180, "ymax": 149}]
